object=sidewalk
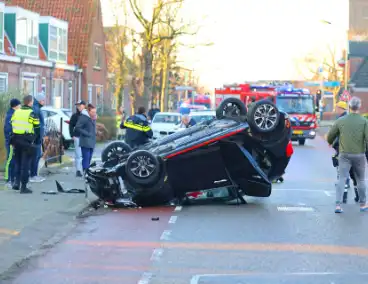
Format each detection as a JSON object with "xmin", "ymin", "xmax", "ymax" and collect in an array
[{"xmin": 0, "ymin": 166, "xmax": 98, "ymax": 280}]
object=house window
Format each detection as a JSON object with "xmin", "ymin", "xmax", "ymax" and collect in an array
[
  {"xmin": 52, "ymin": 78, "xmax": 63, "ymax": 109},
  {"xmin": 22, "ymin": 76, "xmax": 36, "ymax": 96},
  {"xmin": 95, "ymin": 85, "xmax": 103, "ymax": 113},
  {"xmin": 16, "ymin": 17, "xmax": 38, "ymax": 57},
  {"xmin": 49, "ymin": 25, "xmax": 67, "ymax": 62},
  {"xmin": 0, "ymin": 73, "xmax": 8, "ymax": 93},
  {"xmin": 88, "ymin": 84, "xmax": 93, "ymax": 103},
  {"xmin": 68, "ymin": 80, "xmax": 73, "ymax": 110},
  {"xmin": 41, "ymin": 77, "xmax": 46, "ymax": 94},
  {"xmin": 94, "ymin": 44, "xmax": 101, "ymax": 68}
]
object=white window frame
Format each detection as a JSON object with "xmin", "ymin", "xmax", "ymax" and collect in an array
[
  {"xmin": 0, "ymin": 3, "xmax": 5, "ymax": 54},
  {"xmin": 21, "ymin": 72, "xmax": 37, "ymax": 97},
  {"xmin": 0, "ymin": 72, "xmax": 8, "ymax": 93},
  {"xmin": 7, "ymin": 7, "xmax": 40, "ymax": 58},
  {"xmin": 41, "ymin": 77, "xmax": 46, "ymax": 94},
  {"xmin": 68, "ymin": 80, "xmax": 73, "ymax": 110},
  {"xmin": 88, "ymin": 84, "xmax": 93, "ymax": 103},
  {"xmin": 95, "ymin": 84, "xmax": 103, "ymax": 105},
  {"xmin": 52, "ymin": 78, "xmax": 64, "ymax": 109},
  {"xmin": 94, "ymin": 43, "xmax": 102, "ymax": 68},
  {"xmin": 39, "ymin": 16, "xmax": 68, "ymax": 63}
]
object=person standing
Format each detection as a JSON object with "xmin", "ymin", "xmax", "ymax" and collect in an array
[
  {"xmin": 29, "ymin": 93, "xmax": 46, "ymax": 183},
  {"xmin": 148, "ymin": 104, "xmax": 160, "ymax": 121},
  {"xmin": 121, "ymin": 106, "xmax": 153, "ymax": 148},
  {"xmin": 180, "ymin": 114, "xmax": 196, "ymax": 128},
  {"xmin": 10, "ymin": 95, "xmax": 40, "ymax": 193},
  {"xmin": 4, "ymin": 99, "xmax": 21, "ymax": 188},
  {"xmin": 74, "ymin": 104, "xmax": 97, "ymax": 173},
  {"xmin": 331, "ymin": 101, "xmax": 352, "ymax": 202},
  {"xmin": 327, "ymin": 97, "xmax": 368, "ymax": 213},
  {"xmin": 69, "ymin": 100, "xmax": 86, "ymax": 177}
]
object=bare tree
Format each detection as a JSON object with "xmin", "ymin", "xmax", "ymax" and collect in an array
[
  {"xmin": 106, "ymin": 0, "xmax": 129, "ymax": 111},
  {"xmin": 128, "ymin": 0, "xmax": 200, "ymax": 109},
  {"xmin": 295, "ymin": 45, "xmax": 344, "ymax": 97}
]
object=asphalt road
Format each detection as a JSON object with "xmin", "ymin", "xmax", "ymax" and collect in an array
[{"xmin": 8, "ymin": 134, "xmax": 368, "ymax": 284}]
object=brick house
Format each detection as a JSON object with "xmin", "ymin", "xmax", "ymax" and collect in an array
[{"xmin": 6, "ymin": 0, "xmax": 111, "ymax": 111}]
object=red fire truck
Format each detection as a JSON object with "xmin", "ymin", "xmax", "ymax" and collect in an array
[
  {"xmin": 215, "ymin": 84, "xmax": 277, "ymax": 107},
  {"xmin": 215, "ymin": 83, "xmax": 318, "ymax": 145}
]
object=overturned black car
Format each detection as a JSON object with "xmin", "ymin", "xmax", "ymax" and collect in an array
[{"xmin": 85, "ymin": 98, "xmax": 294, "ymax": 207}]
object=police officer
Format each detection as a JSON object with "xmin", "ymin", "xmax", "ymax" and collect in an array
[
  {"xmin": 10, "ymin": 95, "xmax": 40, "ymax": 193},
  {"xmin": 121, "ymin": 106, "xmax": 153, "ymax": 148}
]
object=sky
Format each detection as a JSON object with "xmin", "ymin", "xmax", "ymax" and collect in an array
[{"xmin": 101, "ymin": 0, "xmax": 349, "ymax": 90}]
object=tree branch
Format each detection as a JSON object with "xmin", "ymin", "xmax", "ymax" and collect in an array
[{"xmin": 128, "ymin": 0, "xmax": 149, "ymax": 29}]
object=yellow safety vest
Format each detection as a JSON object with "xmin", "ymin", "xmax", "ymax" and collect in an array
[
  {"xmin": 11, "ymin": 108, "xmax": 39, "ymax": 134},
  {"xmin": 123, "ymin": 120, "xmax": 151, "ymax": 132}
]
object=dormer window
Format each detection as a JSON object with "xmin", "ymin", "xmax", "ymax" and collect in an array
[
  {"xmin": 39, "ymin": 16, "xmax": 68, "ymax": 63},
  {"xmin": 5, "ymin": 7, "xmax": 39, "ymax": 58}
]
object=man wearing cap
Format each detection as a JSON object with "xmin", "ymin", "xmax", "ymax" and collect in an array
[
  {"xmin": 29, "ymin": 93, "xmax": 46, "ymax": 183},
  {"xmin": 331, "ymin": 100, "xmax": 355, "ymax": 203},
  {"xmin": 69, "ymin": 100, "xmax": 86, "ymax": 177},
  {"xmin": 3, "ymin": 98, "xmax": 21, "ymax": 188}
]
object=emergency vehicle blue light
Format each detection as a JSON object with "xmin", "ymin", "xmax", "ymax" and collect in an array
[{"xmin": 249, "ymin": 85, "xmax": 275, "ymax": 89}]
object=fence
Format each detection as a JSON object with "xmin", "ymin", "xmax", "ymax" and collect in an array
[{"xmin": 43, "ymin": 117, "xmax": 64, "ymax": 167}]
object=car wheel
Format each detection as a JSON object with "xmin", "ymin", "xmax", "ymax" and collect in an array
[
  {"xmin": 125, "ymin": 150, "xmax": 161, "ymax": 186},
  {"xmin": 247, "ymin": 99, "xmax": 280, "ymax": 133},
  {"xmin": 101, "ymin": 141, "xmax": 132, "ymax": 162},
  {"xmin": 298, "ymin": 139, "xmax": 306, "ymax": 146},
  {"xmin": 216, "ymin": 98, "xmax": 247, "ymax": 121}
]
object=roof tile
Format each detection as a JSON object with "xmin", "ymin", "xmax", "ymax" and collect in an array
[{"xmin": 8, "ymin": 0, "xmax": 96, "ymax": 67}]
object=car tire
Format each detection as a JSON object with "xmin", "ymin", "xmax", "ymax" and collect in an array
[
  {"xmin": 298, "ymin": 139, "xmax": 306, "ymax": 146},
  {"xmin": 125, "ymin": 150, "xmax": 161, "ymax": 186},
  {"xmin": 216, "ymin": 97, "xmax": 247, "ymax": 121},
  {"xmin": 101, "ymin": 141, "xmax": 132, "ymax": 162},
  {"xmin": 247, "ymin": 99, "xmax": 280, "ymax": 133}
]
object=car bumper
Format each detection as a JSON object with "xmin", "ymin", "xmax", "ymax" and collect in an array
[{"xmin": 291, "ymin": 129, "xmax": 316, "ymax": 140}]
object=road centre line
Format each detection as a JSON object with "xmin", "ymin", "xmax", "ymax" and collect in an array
[
  {"xmin": 67, "ymin": 240, "xmax": 368, "ymax": 257},
  {"xmin": 160, "ymin": 230, "xmax": 171, "ymax": 241},
  {"xmin": 169, "ymin": 216, "xmax": 177, "ymax": 224},
  {"xmin": 174, "ymin": 206, "xmax": 182, "ymax": 211}
]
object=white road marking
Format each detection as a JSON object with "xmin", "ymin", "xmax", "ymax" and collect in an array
[
  {"xmin": 150, "ymin": 248, "xmax": 164, "ymax": 261},
  {"xmin": 137, "ymin": 272, "xmax": 153, "ymax": 284},
  {"xmin": 168, "ymin": 216, "xmax": 177, "ymax": 224},
  {"xmin": 273, "ymin": 188, "xmax": 333, "ymax": 193},
  {"xmin": 277, "ymin": 206, "xmax": 314, "ymax": 212},
  {"xmin": 174, "ymin": 206, "xmax": 182, "ymax": 211},
  {"xmin": 190, "ymin": 272, "xmax": 368, "ymax": 283},
  {"xmin": 160, "ymin": 230, "xmax": 171, "ymax": 241},
  {"xmin": 324, "ymin": 190, "xmax": 332, "ymax": 196}
]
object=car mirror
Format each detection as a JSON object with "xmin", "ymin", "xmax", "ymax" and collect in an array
[{"xmin": 315, "ymin": 106, "xmax": 318, "ymax": 112}]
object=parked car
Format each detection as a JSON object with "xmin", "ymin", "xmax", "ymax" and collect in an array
[
  {"xmin": 86, "ymin": 98, "xmax": 293, "ymax": 207},
  {"xmin": 189, "ymin": 110, "xmax": 216, "ymax": 124},
  {"xmin": 41, "ymin": 106, "xmax": 73, "ymax": 149},
  {"xmin": 151, "ymin": 112, "xmax": 182, "ymax": 139}
]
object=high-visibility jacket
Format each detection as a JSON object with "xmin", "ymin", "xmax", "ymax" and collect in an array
[
  {"xmin": 121, "ymin": 114, "xmax": 153, "ymax": 147},
  {"xmin": 11, "ymin": 106, "xmax": 40, "ymax": 134}
]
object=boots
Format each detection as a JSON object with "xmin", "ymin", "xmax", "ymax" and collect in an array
[
  {"xmin": 343, "ymin": 191, "xmax": 348, "ymax": 204},
  {"xmin": 20, "ymin": 183, "xmax": 32, "ymax": 194}
]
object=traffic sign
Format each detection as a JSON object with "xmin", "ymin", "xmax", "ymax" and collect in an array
[{"xmin": 304, "ymin": 81, "xmax": 340, "ymax": 87}]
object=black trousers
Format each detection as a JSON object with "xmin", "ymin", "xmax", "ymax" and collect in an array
[{"xmin": 13, "ymin": 145, "xmax": 33, "ymax": 186}]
